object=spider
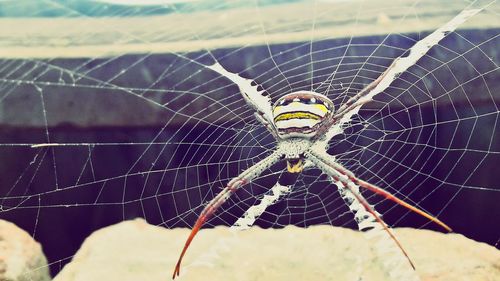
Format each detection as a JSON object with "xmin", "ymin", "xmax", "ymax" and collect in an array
[{"xmin": 171, "ymin": 59, "xmax": 452, "ymax": 279}]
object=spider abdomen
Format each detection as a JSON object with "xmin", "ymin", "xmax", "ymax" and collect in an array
[{"xmin": 272, "ymin": 91, "xmax": 334, "ymax": 139}]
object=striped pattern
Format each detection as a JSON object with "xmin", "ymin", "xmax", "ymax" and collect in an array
[
  {"xmin": 273, "ymin": 103, "xmax": 328, "ymax": 117},
  {"xmin": 272, "ymin": 91, "xmax": 333, "ymax": 139}
]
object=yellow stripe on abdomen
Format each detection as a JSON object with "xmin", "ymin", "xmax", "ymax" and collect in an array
[
  {"xmin": 274, "ymin": 111, "xmax": 321, "ymax": 122},
  {"xmin": 313, "ymin": 104, "xmax": 328, "ymax": 113}
]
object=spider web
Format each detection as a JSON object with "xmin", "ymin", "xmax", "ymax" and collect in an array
[{"xmin": 0, "ymin": 0, "xmax": 499, "ymax": 277}]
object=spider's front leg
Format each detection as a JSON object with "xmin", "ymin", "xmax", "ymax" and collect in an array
[{"xmin": 172, "ymin": 149, "xmax": 284, "ymax": 279}]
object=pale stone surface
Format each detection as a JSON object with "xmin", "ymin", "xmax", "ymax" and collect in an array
[
  {"xmin": 0, "ymin": 220, "xmax": 51, "ymax": 281},
  {"xmin": 54, "ymin": 218, "xmax": 500, "ymax": 281}
]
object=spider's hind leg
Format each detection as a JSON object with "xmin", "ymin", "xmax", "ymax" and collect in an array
[
  {"xmin": 172, "ymin": 149, "xmax": 284, "ymax": 279},
  {"xmin": 332, "ymin": 179, "xmax": 421, "ymax": 281},
  {"xmin": 310, "ymin": 150, "xmax": 451, "ymax": 232},
  {"xmin": 306, "ymin": 150, "xmax": 419, "ymax": 279}
]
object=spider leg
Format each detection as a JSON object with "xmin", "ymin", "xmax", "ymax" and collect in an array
[
  {"xmin": 351, "ymin": 179, "xmax": 451, "ymax": 231},
  {"xmin": 208, "ymin": 62, "xmax": 278, "ymax": 138},
  {"xmin": 254, "ymin": 112, "xmax": 279, "ymax": 140},
  {"xmin": 314, "ymin": 59, "xmax": 401, "ymax": 147},
  {"xmin": 336, "ymin": 178, "xmax": 415, "ymax": 269},
  {"xmin": 172, "ymin": 149, "xmax": 283, "ymax": 279},
  {"xmin": 311, "ymin": 150, "xmax": 451, "ymax": 232},
  {"xmin": 306, "ymin": 150, "xmax": 416, "ymax": 269},
  {"xmin": 319, "ymin": 9, "xmax": 482, "ymax": 148},
  {"xmin": 333, "ymin": 58, "xmax": 399, "ymax": 121}
]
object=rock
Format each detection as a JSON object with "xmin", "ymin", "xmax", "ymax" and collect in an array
[
  {"xmin": 0, "ymin": 220, "xmax": 51, "ymax": 281},
  {"xmin": 54, "ymin": 218, "xmax": 500, "ymax": 281}
]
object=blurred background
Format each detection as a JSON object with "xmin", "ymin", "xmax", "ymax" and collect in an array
[{"xmin": 0, "ymin": 0, "xmax": 498, "ymax": 276}]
